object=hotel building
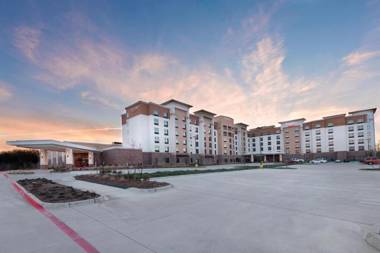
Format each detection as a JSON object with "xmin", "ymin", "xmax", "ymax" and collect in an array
[{"xmin": 7, "ymin": 99, "xmax": 376, "ymax": 169}]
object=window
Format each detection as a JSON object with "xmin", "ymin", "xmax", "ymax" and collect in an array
[
  {"xmin": 153, "ymin": 110, "xmax": 159, "ymax": 116},
  {"xmin": 165, "ymin": 146, "xmax": 169, "ymax": 152},
  {"xmin": 357, "ymin": 118, "xmax": 364, "ymax": 123},
  {"xmin": 358, "ymin": 132, "xmax": 364, "ymax": 137},
  {"xmin": 316, "ymin": 130, "xmax": 321, "ymax": 135},
  {"xmin": 357, "ymin": 125, "xmax": 364, "ymax": 131},
  {"xmin": 164, "ymin": 129, "xmax": 169, "ymax": 136},
  {"xmin": 154, "ymin": 146, "xmax": 160, "ymax": 152},
  {"xmin": 328, "ymin": 128, "xmax": 334, "ymax": 134},
  {"xmin": 268, "ymin": 147, "xmax": 272, "ymax": 151},
  {"xmin": 358, "ymin": 139, "xmax": 364, "ymax": 144},
  {"xmin": 315, "ymin": 124, "xmax": 321, "ymax": 128},
  {"xmin": 268, "ymin": 142, "xmax": 272, "ymax": 146},
  {"xmin": 349, "ymin": 146, "xmax": 355, "ymax": 151},
  {"xmin": 349, "ymin": 139, "xmax": 355, "ymax": 145},
  {"xmin": 358, "ymin": 146, "xmax": 365, "ymax": 151},
  {"xmin": 154, "ymin": 127, "xmax": 159, "ymax": 134},
  {"xmin": 305, "ymin": 132, "xmax": 310, "ymax": 136},
  {"xmin": 316, "ymin": 148, "xmax": 321, "ymax": 153},
  {"xmin": 164, "ymin": 120, "xmax": 168, "ymax": 127},
  {"xmin": 329, "ymin": 147, "xmax": 334, "ymax": 152},
  {"xmin": 154, "ymin": 118, "xmax": 159, "ymax": 126},
  {"xmin": 276, "ymin": 141, "xmax": 280, "ymax": 145},
  {"xmin": 328, "ymin": 141, "xmax": 334, "ymax": 146},
  {"xmin": 348, "ymin": 126, "xmax": 354, "ymax": 132},
  {"xmin": 348, "ymin": 133, "xmax": 354, "ymax": 138},
  {"xmin": 267, "ymin": 136, "xmax": 271, "ymax": 140},
  {"xmin": 316, "ymin": 142, "xmax": 321, "ymax": 147},
  {"xmin": 164, "ymin": 138, "xmax": 169, "ymax": 144},
  {"xmin": 277, "ymin": 146, "xmax": 281, "ymax": 150},
  {"xmin": 328, "ymin": 135, "xmax": 334, "ymax": 140},
  {"xmin": 306, "ymin": 149, "xmax": 311, "ymax": 153},
  {"xmin": 154, "ymin": 136, "xmax": 160, "ymax": 143},
  {"xmin": 347, "ymin": 120, "xmax": 354, "ymax": 124},
  {"xmin": 316, "ymin": 136, "xmax": 321, "ymax": 141},
  {"xmin": 163, "ymin": 112, "xmax": 168, "ymax": 118},
  {"xmin": 327, "ymin": 123, "xmax": 334, "ymax": 127},
  {"xmin": 304, "ymin": 126, "xmax": 310, "ymax": 130}
]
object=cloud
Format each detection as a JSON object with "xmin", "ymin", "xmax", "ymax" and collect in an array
[
  {"xmin": 0, "ymin": 81, "xmax": 12, "ymax": 101},
  {"xmin": 80, "ymin": 91, "xmax": 120, "ymax": 110},
  {"xmin": 10, "ymin": 9, "xmax": 380, "ymax": 147},
  {"xmin": 14, "ymin": 26, "xmax": 41, "ymax": 62},
  {"xmin": 343, "ymin": 50, "xmax": 380, "ymax": 66},
  {"xmin": 0, "ymin": 114, "xmax": 121, "ymax": 151}
]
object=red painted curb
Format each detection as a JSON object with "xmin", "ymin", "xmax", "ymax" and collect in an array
[{"xmin": 3, "ymin": 173, "xmax": 100, "ymax": 253}]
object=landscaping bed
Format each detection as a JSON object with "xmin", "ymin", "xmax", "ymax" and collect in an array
[
  {"xmin": 139, "ymin": 164, "xmax": 296, "ymax": 178},
  {"xmin": 17, "ymin": 178, "xmax": 99, "ymax": 203},
  {"xmin": 75, "ymin": 174, "xmax": 170, "ymax": 189}
]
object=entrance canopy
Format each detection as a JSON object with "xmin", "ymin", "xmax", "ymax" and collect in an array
[{"xmin": 6, "ymin": 140, "xmax": 120, "ymax": 152}]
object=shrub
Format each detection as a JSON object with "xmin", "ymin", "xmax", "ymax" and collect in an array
[{"xmin": 0, "ymin": 150, "xmax": 39, "ymax": 171}]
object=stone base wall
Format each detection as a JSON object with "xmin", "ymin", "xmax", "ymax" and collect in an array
[
  {"xmin": 284, "ymin": 151, "xmax": 371, "ymax": 162},
  {"xmin": 101, "ymin": 148, "xmax": 143, "ymax": 166}
]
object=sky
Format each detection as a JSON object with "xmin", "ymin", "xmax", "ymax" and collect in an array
[{"xmin": 0, "ymin": 0, "xmax": 380, "ymax": 151}]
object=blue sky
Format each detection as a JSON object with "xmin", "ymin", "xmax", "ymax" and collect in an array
[{"xmin": 0, "ymin": 0, "xmax": 379, "ymax": 150}]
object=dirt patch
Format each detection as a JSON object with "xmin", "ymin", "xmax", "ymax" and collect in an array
[
  {"xmin": 75, "ymin": 174, "xmax": 169, "ymax": 189},
  {"xmin": 17, "ymin": 178, "xmax": 99, "ymax": 203}
]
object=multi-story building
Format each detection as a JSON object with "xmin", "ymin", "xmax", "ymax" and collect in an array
[
  {"xmin": 214, "ymin": 116, "xmax": 236, "ymax": 158},
  {"xmin": 234, "ymin": 123, "xmax": 248, "ymax": 156},
  {"xmin": 121, "ymin": 99, "xmax": 376, "ymax": 165},
  {"xmin": 7, "ymin": 100, "xmax": 376, "ymax": 169},
  {"xmin": 247, "ymin": 126, "xmax": 283, "ymax": 162}
]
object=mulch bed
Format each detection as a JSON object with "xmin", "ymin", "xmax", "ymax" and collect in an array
[
  {"xmin": 17, "ymin": 178, "xmax": 100, "ymax": 203},
  {"xmin": 75, "ymin": 174, "xmax": 169, "ymax": 189}
]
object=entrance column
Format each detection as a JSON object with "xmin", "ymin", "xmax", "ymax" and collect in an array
[
  {"xmin": 39, "ymin": 149, "xmax": 48, "ymax": 169},
  {"xmin": 65, "ymin": 148, "xmax": 74, "ymax": 169},
  {"xmin": 279, "ymin": 154, "xmax": 283, "ymax": 162},
  {"xmin": 88, "ymin": 152, "xmax": 94, "ymax": 166},
  {"xmin": 264, "ymin": 155, "xmax": 267, "ymax": 162},
  {"xmin": 250, "ymin": 154, "xmax": 254, "ymax": 163}
]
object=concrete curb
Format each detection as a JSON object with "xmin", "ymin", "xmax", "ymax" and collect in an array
[
  {"xmin": 14, "ymin": 182, "xmax": 106, "ymax": 209},
  {"xmin": 364, "ymin": 224, "xmax": 380, "ymax": 251},
  {"xmin": 127, "ymin": 184, "xmax": 174, "ymax": 193}
]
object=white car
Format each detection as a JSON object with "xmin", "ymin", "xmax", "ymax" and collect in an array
[
  {"xmin": 291, "ymin": 158, "xmax": 305, "ymax": 163},
  {"xmin": 310, "ymin": 158, "xmax": 328, "ymax": 164}
]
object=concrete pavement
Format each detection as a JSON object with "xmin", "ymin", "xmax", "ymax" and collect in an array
[{"xmin": 2, "ymin": 162, "xmax": 380, "ymax": 253}]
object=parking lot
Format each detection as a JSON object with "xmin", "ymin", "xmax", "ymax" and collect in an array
[{"xmin": 1, "ymin": 162, "xmax": 380, "ymax": 253}]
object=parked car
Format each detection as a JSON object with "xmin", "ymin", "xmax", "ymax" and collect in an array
[
  {"xmin": 291, "ymin": 158, "xmax": 305, "ymax": 163},
  {"xmin": 310, "ymin": 158, "xmax": 328, "ymax": 164},
  {"xmin": 362, "ymin": 157, "xmax": 380, "ymax": 165},
  {"xmin": 335, "ymin": 160, "xmax": 342, "ymax": 163}
]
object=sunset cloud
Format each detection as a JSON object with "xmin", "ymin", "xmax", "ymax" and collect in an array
[
  {"xmin": 0, "ymin": 114, "xmax": 121, "ymax": 151},
  {"xmin": 14, "ymin": 26, "xmax": 41, "ymax": 62},
  {"xmin": 6, "ymin": 6, "xmax": 380, "ymax": 151},
  {"xmin": 343, "ymin": 50, "xmax": 380, "ymax": 66},
  {"xmin": 0, "ymin": 81, "xmax": 12, "ymax": 102}
]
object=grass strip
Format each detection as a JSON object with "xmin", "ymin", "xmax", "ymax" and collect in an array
[{"xmin": 134, "ymin": 164, "xmax": 296, "ymax": 178}]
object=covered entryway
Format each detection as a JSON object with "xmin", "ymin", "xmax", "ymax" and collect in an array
[{"xmin": 6, "ymin": 140, "xmax": 98, "ymax": 170}]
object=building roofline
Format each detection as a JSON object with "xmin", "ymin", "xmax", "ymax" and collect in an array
[
  {"xmin": 235, "ymin": 122, "xmax": 249, "ymax": 127},
  {"xmin": 193, "ymin": 109, "xmax": 216, "ymax": 116},
  {"xmin": 214, "ymin": 115, "xmax": 234, "ymax": 121},
  {"xmin": 348, "ymin": 107, "xmax": 377, "ymax": 114},
  {"xmin": 278, "ymin": 118, "xmax": 306, "ymax": 124},
  {"xmin": 125, "ymin": 100, "xmax": 146, "ymax": 110},
  {"xmin": 161, "ymin": 99, "xmax": 193, "ymax": 108},
  {"xmin": 322, "ymin": 114, "xmax": 346, "ymax": 119}
]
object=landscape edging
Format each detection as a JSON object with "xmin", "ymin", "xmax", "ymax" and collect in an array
[
  {"xmin": 14, "ymin": 181, "xmax": 105, "ymax": 208},
  {"xmin": 364, "ymin": 224, "xmax": 380, "ymax": 251},
  {"xmin": 127, "ymin": 184, "xmax": 174, "ymax": 193}
]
